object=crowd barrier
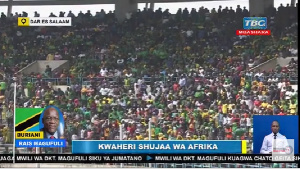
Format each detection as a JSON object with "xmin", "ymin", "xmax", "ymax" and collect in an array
[{"xmin": 23, "ymin": 74, "xmax": 298, "ymax": 86}]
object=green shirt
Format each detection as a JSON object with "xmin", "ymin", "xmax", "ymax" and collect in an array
[
  {"xmin": 225, "ymin": 78, "xmax": 231, "ymax": 84},
  {"xmin": 97, "ymin": 103, "xmax": 102, "ymax": 112},
  {"xmin": 84, "ymin": 111, "xmax": 91, "ymax": 119},
  {"xmin": 109, "ymin": 112, "xmax": 117, "ymax": 120},
  {"xmin": 81, "ymin": 93, "xmax": 87, "ymax": 100},
  {"xmin": 154, "ymin": 128, "xmax": 161, "ymax": 135},
  {"xmin": 234, "ymin": 128, "xmax": 245, "ymax": 137},
  {"xmin": 0, "ymin": 82, "xmax": 6, "ymax": 90},
  {"xmin": 67, "ymin": 103, "xmax": 73, "ymax": 111},
  {"xmin": 195, "ymin": 91, "xmax": 201, "ymax": 98},
  {"xmin": 138, "ymin": 51, "xmax": 148, "ymax": 58},
  {"xmin": 116, "ymin": 111, "xmax": 123, "ymax": 120},
  {"xmin": 45, "ymin": 92, "xmax": 51, "ymax": 100},
  {"xmin": 124, "ymin": 79, "xmax": 130, "ymax": 86}
]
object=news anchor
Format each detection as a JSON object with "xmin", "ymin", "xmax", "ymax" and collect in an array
[
  {"xmin": 40, "ymin": 106, "xmax": 64, "ymax": 139},
  {"xmin": 260, "ymin": 120, "xmax": 288, "ymax": 154}
]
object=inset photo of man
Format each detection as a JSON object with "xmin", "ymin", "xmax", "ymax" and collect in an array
[
  {"xmin": 253, "ymin": 115, "xmax": 298, "ymax": 154},
  {"xmin": 39, "ymin": 106, "xmax": 65, "ymax": 139}
]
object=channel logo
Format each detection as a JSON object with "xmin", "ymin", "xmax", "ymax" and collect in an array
[
  {"xmin": 237, "ymin": 17, "xmax": 270, "ymax": 36},
  {"xmin": 243, "ymin": 17, "xmax": 267, "ymax": 29}
]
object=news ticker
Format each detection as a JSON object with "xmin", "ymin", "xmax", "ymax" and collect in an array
[{"xmin": 0, "ymin": 154, "xmax": 300, "ymax": 163}]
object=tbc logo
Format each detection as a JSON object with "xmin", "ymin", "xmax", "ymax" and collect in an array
[
  {"xmin": 285, "ymin": 146, "xmax": 293, "ymax": 155},
  {"xmin": 243, "ymin": 17, "xmax": 267, "ymax": 30}
]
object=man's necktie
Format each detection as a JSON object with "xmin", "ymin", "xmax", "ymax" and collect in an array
[
  {"xmin": 273, "ymin": 133, "xmax": 277, "ymax": 151},
  {"xmin": 50, "ymin": 136, "xmax": 55, "ymax": 139}
]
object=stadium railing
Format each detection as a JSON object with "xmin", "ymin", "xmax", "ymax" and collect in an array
[{"xmin": 23, "ymin": 74, "xmax": 298, "ymax": 86}]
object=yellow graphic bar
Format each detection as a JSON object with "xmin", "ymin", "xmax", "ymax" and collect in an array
[
  {"xmin": 17, "ymin": 17, "xmax": 72, "ymax": 27},
  {"xmin": 18, "ymin": 17, "xmax": 30, "ymax": 27},
  {"xmin": 16, "ymin": 132, "xmax": 44, "ymax": 139},
  {"xmin": 241, "ymin": 140, "xmax": 247, "ymax": 154}
]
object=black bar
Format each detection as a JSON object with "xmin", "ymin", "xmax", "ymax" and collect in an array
[
  {"xmin": 0, "ymin": 154, "xmax": 299, "ymax": 163},
  {"xmin": 0, "ymin": 155, "xmax": 13, "ymax": 163}
]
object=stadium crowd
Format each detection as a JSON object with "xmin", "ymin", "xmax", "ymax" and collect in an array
[{"xmin": 0, "ymin": 3, "xmax": 298, "ymax": 160}]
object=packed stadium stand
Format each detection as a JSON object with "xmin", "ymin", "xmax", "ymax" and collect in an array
[{"xmin": 0, "ymin": 1, "xmax": 298, "ymax": 168}]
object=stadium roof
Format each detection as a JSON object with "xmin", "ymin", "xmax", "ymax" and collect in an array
[{"xmin": 0, "ymin": 0, "xmax": 229, "ymax": 6}]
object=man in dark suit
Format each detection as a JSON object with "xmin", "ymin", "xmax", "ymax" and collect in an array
[{"xmin": 40, "ymin": 107, "xmax": 60, "ymax": 139}]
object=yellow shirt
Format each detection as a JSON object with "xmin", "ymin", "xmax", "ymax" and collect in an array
[
  {"xmin": 261, "ymin": 102, "xmax": 268, "ymax": 108},
  {"xmin": 46, "ymin": 54, "xmax": 54, "ymax": 60},
  {"xmin": 267, "ymin": 104, "xmax": 272, "ymax": 110},
  {"xmin": 150, "ymin": 128, "xmax": 155, "ymax": 136},
  {"xmin": 290, "ymin": 104, "xmax": 297, "ymax": 114},
  {"xmin": 258, "ymin": 82, "xmax": 264, "ymax": 88},
  {"xmin": 228, "ymin": 104, "xmax": 235, "ymax": 111},
  {"xmin": 202, "ymin": 112, "xmax": 209, "ymax": 119},
  {"xmin": 147, "ymin": 99, "xmax": 153, "ymax": 103},
  {"xmin": 252, "ymin": 81, "xmax": 258, "ymax": 87},
  {"xmin": 107, "ymin": 98, "xmax": 113, "ymax": 104},
  {"xmin": 81, "ymin": 87, "xmax": 87, "ymax": 93},
  {"xmin": 240, "ymin": 77, "xmax": 245, "ymax": 87},
  {"xmin": 136, "ymin": 135, "xmax": 143, "ymax": 140},
  {"xmin": 222, "ymin": 104, "xmax": 228, "ymax": 114},
  {"xmin": 104, "ymin": 128, "xmax": 109, "ymax": 137}
]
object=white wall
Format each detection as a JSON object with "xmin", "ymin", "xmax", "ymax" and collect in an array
[
  {"xmin": 19, "ymin": 60, "xmax": 69, "ymax": 75},
  {"xmin": 53, "ymin": 85, "xmax": 70, "ymax": 92},
  {"xmin": 291, "ymin": 85, "xmax": 298, "ymax": 91},
  {"xmin": 250, "ymin": 57, "xmax": 298, "ymax": 72}
]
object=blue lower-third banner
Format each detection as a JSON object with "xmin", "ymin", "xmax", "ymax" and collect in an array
[
  {"xmin": 16, "ymin": 139, "xmax": 66, "ymax": 147},
  {"xmin": 72, "ymin": 140, "xmax": 247, "ymax": 154}
]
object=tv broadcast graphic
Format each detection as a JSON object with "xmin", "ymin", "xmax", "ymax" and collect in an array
[
  {"xmin": 236, "ymin": 17, "xmax": 271, "ymax": 36},
  {"xmin": 253, "ymin": 115, "xmax": 299, "ymax": 161},
  {"xmin": 0, "ymin": 0, "xmax": 298, "ymax": 168},
  {"xmin": 17, "ymin": 17, "xmax": 72, "ymax": 27},
  {"xmin": 15, "ymin": 106, "xmax": 66, "ymax": 149},
  {"xmin": 39, "ymin": 106, "xmax": 65, "ymax": 140}
]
